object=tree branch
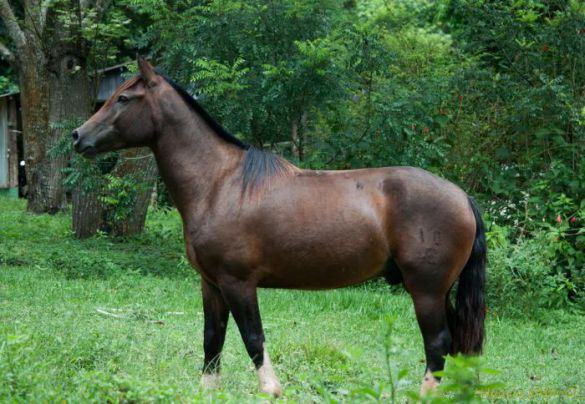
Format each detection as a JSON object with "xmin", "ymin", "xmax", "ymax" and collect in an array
[
  {"xmin": 22, "ymin": 0, "xmax": 46, "ymax": 44},
  {"xmin": 40, "ymin": 0, "xmax": 55, "ymax": 31},
  {"xmin": 0, "ymin": 40, "xmax": 15, "ymax": 63},
  {"xmin": 0, "ymin": 0, "xmax": 27, "ymax": 49}
]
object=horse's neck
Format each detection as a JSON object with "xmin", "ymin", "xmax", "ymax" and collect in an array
[{"xmin": 151, "ymin": 115, "xmax": 244, "ymax": 219}]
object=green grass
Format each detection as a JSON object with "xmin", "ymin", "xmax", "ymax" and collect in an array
[{"xmin": 1, "ymin": 197, "xmax": 584, "ymax": 402}]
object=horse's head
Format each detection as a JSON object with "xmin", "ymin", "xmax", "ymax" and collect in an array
[{"xmin": 73, "ymin": 56, "xmax": 163, "ymax": 157}]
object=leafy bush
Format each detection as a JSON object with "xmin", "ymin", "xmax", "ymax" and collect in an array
[
  {"xmin": 421, "ymin": 354, "xmax": 503, "ymax": 404},
  {"xmin": 486, "ymin": 219, "xmax": 584, "ymax": 316}
]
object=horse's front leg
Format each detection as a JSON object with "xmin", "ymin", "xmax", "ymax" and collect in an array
[
  {"xmin": 200, "ymin": 279, "xmax": 229, "ymax": 389},
  {"xmin": 220, "ymin": 279, "xmax": 282, "ymax": 398}
]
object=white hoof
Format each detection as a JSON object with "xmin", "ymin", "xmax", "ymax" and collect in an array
[
  {"xmin": 257, "ymin": 348, "xmax": 282, "ymax": 398},
  {"xmin": 201, "ymin": 373, "xmax": 221, "ymax": 390},
  {"xmin": 260, "ymin": 378, "xmax": 282, "ymax": 398},
  {"xmin": 420, "ymin": 369, "xmax": 438, "ymax": 395}
]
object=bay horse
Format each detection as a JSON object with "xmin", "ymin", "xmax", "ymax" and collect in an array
[{"xmin": 72, "ymin": 57, "xmax": 486, "ymax": 397}]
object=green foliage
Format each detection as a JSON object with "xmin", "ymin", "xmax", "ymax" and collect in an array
[
  {"xmin": 0, "ymin": 71, "xmax": 17, "ymax": 94},
  {"xmin": 100, "ymin": 173, "xmax": 145, "ymax": 226},
  {"xmin": 487, "ymin": 217, "xmax": 585, "ymax": 315},
  {"xmin": 421, "ymin": 355, "xmax": 503, "ymax": 403},
  {"xmin": 83, "ymin": 6, "xmax": 133, "ymax": 69},
  {"xmin": 51, "ymin": 124, "xmax": 155, "ymax": 234},
  {"xmin": 442, "ymin": 0, "xmax": 585, "ymax": 230},
  {"xmin": 134, "ymin": 0, "xmax": 345, "ymax": 152},
  {"xmin": 310, "ymin": 8, "xmax": 463, "ymax": 170},
  {"xmin": 131, "ymin": 0, "xmax": 468, "ymax": 170}
]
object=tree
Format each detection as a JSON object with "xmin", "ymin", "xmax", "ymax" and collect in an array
[
  {"xmin": 442, "ymin": 0, "xmax": 585, "ymax": 217},
  {"xmin": 0, "ymin": 0, "xmax": 113, "ymax": 213},
  {"xmin": 135, "ymin": 0, "xmax": 459, "ymax": 172},
  {"xmin": 0, "ymin": 1, "xmax": 157, "ymax": 239},
  {"xmin": 136, "ymin": 0, "xmax": 344, "ymax": 161}
]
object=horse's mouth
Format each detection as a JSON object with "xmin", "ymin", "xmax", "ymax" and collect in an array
[{"xmin": 77, "ymin": 145, "xmax": 98, "ymax": 159}]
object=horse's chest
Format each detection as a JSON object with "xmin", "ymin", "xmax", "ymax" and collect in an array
[{"xmin": 183, "ymin": 227, "xmax": 220, "ymax": 281}]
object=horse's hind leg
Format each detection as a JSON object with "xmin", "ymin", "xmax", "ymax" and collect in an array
[
  {"xmin": 200, "ymin": 279, "xmax": 229, "ymax": 389},
  {"xmin": 409, "ymin": 291, "xmax": 452, "ymax": 395},
  {"xmin": 220, "ymin": 280, "xmax": 282, "ymax": 397}
]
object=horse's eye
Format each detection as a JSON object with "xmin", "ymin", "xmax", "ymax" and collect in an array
[{"xmin": 118, "ymin": 95, "xmax": 129, "ymax": 103}]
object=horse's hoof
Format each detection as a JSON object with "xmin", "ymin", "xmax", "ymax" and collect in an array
[
  {"xmin": 201, "ymin": 373, "xmax": 221, "ymax": 390},
  {"xmin": 419, "ymin": 370, "xmax": 438, "ymax": 396},
  {"xmin": 260, "ymin": 380, "xmax": 282, "ymax": 398}
]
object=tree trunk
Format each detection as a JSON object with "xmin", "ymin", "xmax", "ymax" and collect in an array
[
  {"xmin": 12, "ymin": 0, "xmax": 94, "ymax": 214},
  {"xmin": 291, "ymin": 117, "xmax": 299, "ymax": 158},
  {"xmin": 58, "ymin": 55, "xmax": 101, "ymax": 239},
  {"xmin": 109, "ymin": 149, "xmax": 158, "ymax": 237},
  {"xmin": 291, "ymin": 110, "xmax": 307, "ymax": 161},
  {"xmin": 1, "ymin": 0, "xmax": 117, "ymax": 214},
  {"xmin": 18, "ymin": 48, "xmax": 64, "ymax": 213},
  {"xmin": 72, "ymin": 185, "xmax": 104, "ymax": 238}
]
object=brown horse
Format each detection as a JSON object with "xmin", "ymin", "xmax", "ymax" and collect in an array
[{"xmin": 73, "ymin": 57, "xmax": 486, "ymax": 397}]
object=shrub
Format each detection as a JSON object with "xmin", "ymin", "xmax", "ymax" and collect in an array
[{"xmin": 486, "ymin": 221, "xmax": 583, "ymax": 316}]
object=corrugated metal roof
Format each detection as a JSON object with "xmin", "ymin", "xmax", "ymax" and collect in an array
[
  {"xmin": 0, "ymin": 91, "xmax": 19, "ymax": 99},
  {"xmin": 96, "ymin": 63, "xmax": 130, "ymax": 102},
  {"xmin": 98, "ymin": 62, "xmax": 132, "ymax": 73},
  {"xmin": 97, "ymin": 71, "xmax": 126, "ymax": 102}
]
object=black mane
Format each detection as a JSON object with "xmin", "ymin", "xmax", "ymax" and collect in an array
[
  {"xmin": 242, "ymin": 147, "xmax": 295, "ymax": 194},
  {"xmin": 157, "ymin": 71, "xmax": 296, "ymax": 193}
]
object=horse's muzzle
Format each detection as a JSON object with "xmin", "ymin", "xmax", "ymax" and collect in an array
[{"xmin": 72, "ymin": 129, "xmax": 97, "ymax": 158}]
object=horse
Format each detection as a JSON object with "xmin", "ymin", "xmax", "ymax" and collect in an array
[{"xmin": 72, "ymin": 57, "xmax": 486, "ymax": 398}]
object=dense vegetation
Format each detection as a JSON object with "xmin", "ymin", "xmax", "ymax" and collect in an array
[
  {"xmin": 126, "ymin": 0, "xmax": 584, "ymax": 312},
  {"xmin": 1, "ymin": 198, "xmax": 584, "ymax": 401}
]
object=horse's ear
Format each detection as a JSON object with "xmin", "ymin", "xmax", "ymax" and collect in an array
[{"xmin": 137, "ymin": 55, "xmax": 158, "ymax": 87}]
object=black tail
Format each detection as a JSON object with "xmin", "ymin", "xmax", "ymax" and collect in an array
[{"xmin": 448, "ymin": 197, "xmax": 486, "ymax": 355}]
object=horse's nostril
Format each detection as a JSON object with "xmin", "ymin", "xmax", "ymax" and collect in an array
[{"xmin": 72, "ymin": 130, "xmax": 79, "ymax": 141}]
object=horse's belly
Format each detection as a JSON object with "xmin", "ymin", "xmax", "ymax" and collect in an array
[
  {"xmin": 256, "ymin": 222, "xmax": 389, "ymax": 289},
  {"xmin": 257, "ymin": 259, "xmax": 385, "ymax": 289}
]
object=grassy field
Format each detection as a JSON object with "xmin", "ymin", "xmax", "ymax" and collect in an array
[{"xmin": 1, "ymin": 197, "xmax": 584, "ymax": 402}]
